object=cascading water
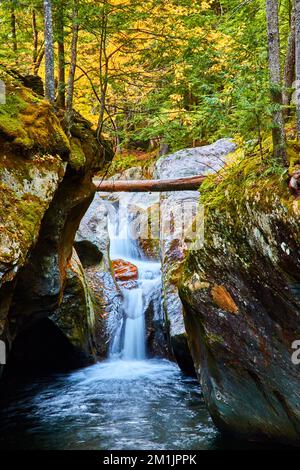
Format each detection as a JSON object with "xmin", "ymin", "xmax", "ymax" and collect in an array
[
  {"xmin": 0, "ymin": 188, "xmax": 261, "ymax": 450},
  {"xmin": 106, "ymin": 193, "xmax": 161, "ymax": 360},
  {"xmin": 0, "ymin": 191, "xmax": 224, "ymax": 451}
]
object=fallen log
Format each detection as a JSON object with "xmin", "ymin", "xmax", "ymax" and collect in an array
[{"xmin": 95, "ymin": 175, "xmax": 206, "ymax": 192}]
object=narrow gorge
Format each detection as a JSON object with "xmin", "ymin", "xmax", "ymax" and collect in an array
[{"xmin": 1, "ymin": 69, "xmax": 300, "ymax": 451}]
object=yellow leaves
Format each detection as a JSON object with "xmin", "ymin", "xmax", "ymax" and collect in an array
[
  {"xmin": 170, "ymin": 94, "xmax": 183, "ymax": 104},
  {"xmin": 200, "ymin": 0, "xmax": 214, "ymax": 11}
]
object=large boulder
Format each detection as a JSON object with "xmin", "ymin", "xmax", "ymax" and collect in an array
[
  {"xmin": 155, "ymin": 139, "xmax": 236, "ymax": 374},
  {"xmin": 0, "ymin": 72, "xmax": 112, "ymax": 377},
  {"xmin": 180, "ymin": 152, "xmax": 300, "ymax": 445}
]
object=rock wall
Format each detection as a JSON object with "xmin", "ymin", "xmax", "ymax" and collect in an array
[
  {"xmin": 51, "ymin": 249, "xmax": 97, "ymax": 362},
  {"xmin": 180, "ymin": 152, "xmax": 300, "ymax": 445},
  {"xmin": 75, "ymin": 193, "xmax": 122, "ymax": 358},
  {"xmin": 155, "ymin": 139, "xmax": 236, "ymax": 374},
  {"xmin": 0, "ymin": 73, "xmax": 112, "ymax": 378}
]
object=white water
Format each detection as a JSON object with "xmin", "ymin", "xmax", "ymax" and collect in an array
[{"xmin": 105, "ymin": 193, "xmax": 161, "ymax": 360}]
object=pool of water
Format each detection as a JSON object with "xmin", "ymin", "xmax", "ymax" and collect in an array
[{"xmin": 0, "ymin": 359, "xmax": 220, "ymax": 450}]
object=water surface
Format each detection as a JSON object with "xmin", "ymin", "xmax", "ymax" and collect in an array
[{"xmin": 0, "ymin": 359, "xmax": 219, "ymax": 450}]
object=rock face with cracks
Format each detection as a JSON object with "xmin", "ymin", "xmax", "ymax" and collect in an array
[{"xmin": 180, "ymin": 152, "xmax": 300, "ymax": 445}]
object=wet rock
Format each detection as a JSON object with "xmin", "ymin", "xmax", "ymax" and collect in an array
[
  {"xmin": 180, "ymin": 154, "xmax": 300, "ymax": 445},
  {"xmin": 75, "ymin": 193, "xmax": 109, "ymax": 265},
  {"xmin": 112, "ymin": 259, "xmax": 138, "ymax": 281},
  {"xmin": 128, "ymin": 198, "xmax": 160, "ymax": 260},
  {"xmin": 155, "ymin": 139, "xmax": 236, "ymax": 374},
  {"xmin": 51, "ymin": 249, "xmax": 96, "ymax": 363},
  {"xmin": 75, "ymin": 193, "xmax": 122, "ymax": 358},
  {"xmin": 8, "ymin": 171, "xmax": 95, "ymax": 343},
  {"xmin": 144, "ymin": 286, "xmax": 170, "ymax": 359}
]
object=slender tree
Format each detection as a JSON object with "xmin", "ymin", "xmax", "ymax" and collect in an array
[
  {"xmin": 43, "ymin": 0, "xmax": 55, "ymax": 103},
  {"xmin": 55, "ymin": 0, "xmax": 66, "ymax": 108},
  {"xmin": 295, "ymin": 0, "xmax": 300, "ymax": 138},
  {"xmin": 283, "ymin": 6, "xmax": 295, "ymax": 115},
  {"xmin": 32, "ymin": 8, "xmax": 45, "ymax": 76},
  {"xmin": 65, "ymin": 0, "xmax": 79, "ymax": 131},
  {"xmin": 32, "ymin": 8, "xmax": 38, "ymax": 70},
  {"xmin": 265, "ymin": 0, "xmax": 287, "ymax": 162},
  {"xmin": 10, "ymin": 0, "xmax": 17, "ymax": 54}
]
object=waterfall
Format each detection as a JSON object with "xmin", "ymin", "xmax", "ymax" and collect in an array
[
  {"xmin": 122, "ymin": 288, "xmax": 145, "ymax": 359},
  {"xmin": 105, "ymin": 193, "xmax": 161, "ymax": 361}
]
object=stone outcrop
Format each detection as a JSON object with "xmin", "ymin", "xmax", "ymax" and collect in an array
[
  {"xmin": 0, "ymin": 73, "xmax": 112, "ymax": 377},
  {"xmin": 75, "ymin": 193, "xmax": 122, "ymax": 358},
  {"xmin": 51, "ymin": 249, "xmax": 97, "ymax": 363},
  {"xmin": 155, "ymin": 139, "xmax": 236, "ymax": 374},
  {"xmin": 180, "ymin": 152, "xmax": 300, "ymax": 445}
]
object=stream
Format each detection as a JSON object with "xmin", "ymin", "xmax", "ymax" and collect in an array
[{"xmin": 0, "ymin": 192, "xmax": 269, "ymax": 451}]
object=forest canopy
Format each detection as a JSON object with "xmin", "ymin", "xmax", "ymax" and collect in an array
[{"xmin": 0, "ymin": 0, "xmax": 297, "ymax": 156}]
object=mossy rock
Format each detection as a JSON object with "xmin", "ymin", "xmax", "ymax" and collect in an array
[
  {"xmin": 70, "ymin": 138, "xmax": 86, "ymax": 171},
  {"xmin": 180, "ymin": 137, "xmax": 300, "ymax": 445},
  {"xmin": 0, "ymin": 76, "xmax": 70, "ymax": 157}
]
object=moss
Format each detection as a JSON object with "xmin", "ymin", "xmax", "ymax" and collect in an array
[
  {"xmin": 182, "ymin": 136, "xmax": 300, "ymax": 285},
  {"xmin": 201, "ymin": 155, "xmax": 286, "ymax": 209},
  {"xmin": 0, "ymin": 153, "xmax": 64, "ymax": 275},
  {"xmin": 205, "ymin": 331, "xmax": 224, "ymax": 345},
  {"xmin": 98, "ymin": 150, "xmax": 157, "ymax": 178},
  {"xmin": 0, "ymin": 76, "xmax": 70, "ymax": 157},
  {"xmin": 69, "ymin": 138, "xmax": 86, "ymax": 171}
]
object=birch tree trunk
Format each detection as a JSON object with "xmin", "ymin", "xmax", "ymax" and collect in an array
[
  {"xmin": 266, "ymin": 0, "xmax": 287, "ymax": 162},
  {"xmin": 283, "ymin": 6, "xmax": 295, "ymax": 115},
  {"xmin": 295, "ymin": 0, "xmax": 300, "ymax": 138},
  {"xmin": 65, "ymin": 0, "xmax": 79, "ymax": 132},
  {"xmin": 43, "ymin": 0, "xmax": 55, "ymax": 103},
  {"xmin": 55, "ymin": 1, "xmax": 66, "ymax": 108}
]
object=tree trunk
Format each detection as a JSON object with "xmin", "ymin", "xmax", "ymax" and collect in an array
[
  {"xmin": 32, "ymin": 9, "xmax": 38, "ymax": 73},
  {"xmin": 65, "ymin": 0, "xmax": 79, "ymax": 132},
  {"xmin": 283, "ymin": 6, "xmax": 296, "ymax": 115},
  {"xmin": 95, "ymin": 175, "xmax": 206, "ymax": 192},
  {"xmin": 34, "ymin": 48, "xmax": 45, "ymax": 76},
  {"xmin": 43, "ymin": 0, "xmax": 55, "ymax": 103},
  {"xmin": 266, "ymin": 0, "xmax": 287, "ymax": 162},
  {"xmin": 295, "ymin": 0, "xmax": 300, "ymax": 138},
  {"xmin": 10, "ymin": 1, "xmax": 17, "ymax": 53},
  {"xmin": 55, "ymin": 1, "xmax": 66, "ymax": 108}
]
